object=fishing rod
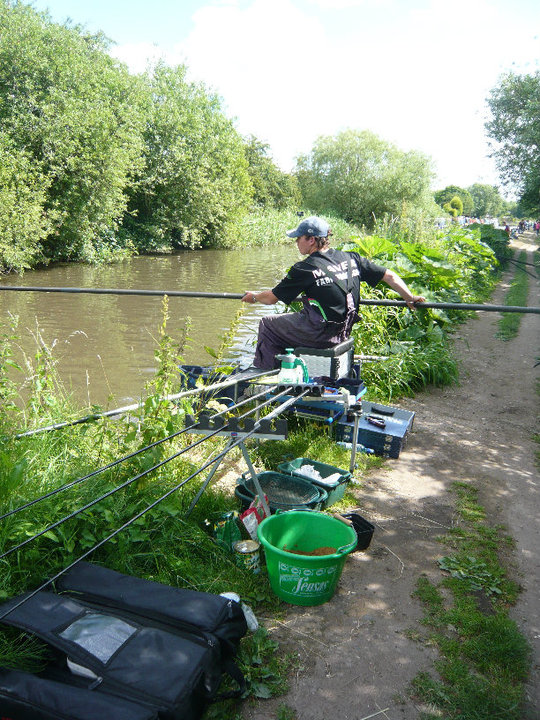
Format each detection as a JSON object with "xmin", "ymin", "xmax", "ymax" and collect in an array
[
  {"xmin": 14, "ymin": 368, "xmax": 279, "ymax": 438},
  {"xmin": 2, "ymin": 284, "xmax": 538, "ymax": 313},
  {"xmin": 507, "ymin": 259, "xmax": 537, "ymax": 279},
  {"xmin": 0, "ymin": 286, "xmax": 245, "ymax": 299},
  {"xmin": 1, "ymin": 383, "xmax": 280, "ymax": 522},
  {"xmin": 0, "ymin": 385, "xmax": 300, "ymax": 559},
  {"xmin": 0, "ymin": 389, "xmax": 309, "ymax": 622},
  {"xmin": 356, "ymin": 299, "xmax": 540, "ymax": 313}
]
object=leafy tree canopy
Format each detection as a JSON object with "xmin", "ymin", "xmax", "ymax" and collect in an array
[
  {"xmin": 0, "ymin": 0, "xmax": 146, "ymax": 263},
  {"xmin": 244, "ymin": 135, "xmax": 300, "ymax": 210},
  {"xmin": 126, "ymin": 62, "xmax": 252, "ymax": 249},
  {"xmin": 295, "ymin": 129, "xmax": 435, "ymax": 229},
  {"xmin": 443, "ymin": 196, "xmax": 463, "ymax": 218},
  {"xmin": 486, "ymin": 71, "xmax": 540, "ymax": 214},
  {"xmin": 467, "ymin": 183, "xmax": 504, "ymax": 218}
]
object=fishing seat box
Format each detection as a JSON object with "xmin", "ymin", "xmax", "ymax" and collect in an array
[
  {"xmin": 0, "ymin": 562, "xmax": 247, "ymax": 720},
  {"xmin": 334, "ymin": 401, "xmax": 415, "ymax": 458},
  {"xmin": 293, "ymin": 339, "xmax": 354, "ymax": 380}
]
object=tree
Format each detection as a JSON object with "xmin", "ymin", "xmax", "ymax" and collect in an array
[
  {"xmin": 295, "ymin": 129, "xmax": 435, "ymax": 228},
  {"xmin": 125, "ymin": 63, "xmax": 252, "ymax": 249},
  {"xmin": 0, "ymin": 133, "xmax": 51, "ymax": 271},
  {"xmin": 244, "ymin": 136, "xmax": 300, "ymax": 209},
  {"xmin": 467, "ymin": 183, "xmax": 504, "ymax": 218},
  {"xmin": 434, "ymin": 185, "xmax": 474, "ymax": 216},
  {"xmin": 0, "ymin": 0, "xmax": 146, "ymax": 262},
  {"xmin": 486, "ymin": 71, "xmax": 540, "ymax": 214}
]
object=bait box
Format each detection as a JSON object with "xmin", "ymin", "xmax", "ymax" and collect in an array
[{"xmin": 334, "ymin": 401, "xmax": 415, "ymax": 458}]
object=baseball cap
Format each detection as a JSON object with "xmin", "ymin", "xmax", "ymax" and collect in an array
[{"xmin": 286, "ymin": 216, "xmax": 330, "ymax": 238}]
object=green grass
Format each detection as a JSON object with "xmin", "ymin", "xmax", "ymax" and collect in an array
[
  {"xmin": 409, "ymin": 483, "xmax": 531, "ymax": 719},
  {"xmin": 497, "ymin": 250, "xmax": 529, "ymax": 340}
]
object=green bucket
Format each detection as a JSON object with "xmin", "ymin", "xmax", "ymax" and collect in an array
[{"xmin": 257, "ymin": 511, "xmax": 357, "ymax": 606}]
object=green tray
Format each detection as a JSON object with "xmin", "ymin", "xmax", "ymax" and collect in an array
[{"xmin": 277, "ymin": 458, "xmax": 351, "ymax": 508}]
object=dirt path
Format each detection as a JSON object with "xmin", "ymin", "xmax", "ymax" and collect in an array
[{"xmin": 245, "ymin": 235, "xmax": 539, "ymax": 720}]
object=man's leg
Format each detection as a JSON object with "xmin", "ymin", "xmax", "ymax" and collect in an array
[
  {"xmin": 253, "ymin": 310, "xmax": 339, "ymax": 369},
  {"xmin": 253, "ymin": 316, "xmax": 291, "ymax": 369}
]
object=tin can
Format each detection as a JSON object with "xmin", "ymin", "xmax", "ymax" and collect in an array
[{"xmin": 233, "ymin": 539, "xmax": 261, "ymax": 574}]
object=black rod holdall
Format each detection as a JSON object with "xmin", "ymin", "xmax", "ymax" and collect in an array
[
  {"xmin": 0, "ymin": 563, "xmax": 248, "ymax": 720},
  {"xmin": 55, "ymin": 562, "xmax": 248, "ymax": 664},
  {"xmin": 0, "ymin": 668, "xmax": 159, "ymax": 720}
]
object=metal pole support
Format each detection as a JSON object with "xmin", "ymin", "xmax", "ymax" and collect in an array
[{"xmin": 348, "ymin": 403, "xmax": 363, "ymax": 474}]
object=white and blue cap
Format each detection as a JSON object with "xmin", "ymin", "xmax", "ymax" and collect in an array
[{"xmin": 286, "ymin": 216, "xmax": 330, "ymax": 238}]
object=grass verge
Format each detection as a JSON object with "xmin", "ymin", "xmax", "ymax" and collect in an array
[
  {"xmin": 497, "ymin": 250, "xmax": 529, "ymax": 340},
  {"xmin": 409, "ymin": 482, "xmax": 531, "ymax": 720}
]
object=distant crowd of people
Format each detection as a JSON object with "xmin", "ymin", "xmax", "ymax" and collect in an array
[
  {"xmin": 436, "ymin": 216, "xmax": 540, "ymax": 238},
  {"xmin": 503, "ymin": 220, "xmax": 540, "ymax": 237},
  {"xmin": 436, "ymin": 216, "xmax": 498, "ymax": 229}
]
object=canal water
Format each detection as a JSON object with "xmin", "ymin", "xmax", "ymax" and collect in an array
[{"xmin": 0, "ymin": 245, "xmax": 300, "ymax": 408}]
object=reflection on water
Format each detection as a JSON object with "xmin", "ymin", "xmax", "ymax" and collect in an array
[{"xmin": 0, "ymin": 245, "xmax": 299, "ymax": 407}]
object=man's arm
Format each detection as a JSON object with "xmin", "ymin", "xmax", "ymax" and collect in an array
[
  {"xmin": 382, "ymin": 270, "xmax": 426, "ymax": 310},
  {"xmin": 241, "ymin": 290, "xmax": 279, "ymax": 305}
]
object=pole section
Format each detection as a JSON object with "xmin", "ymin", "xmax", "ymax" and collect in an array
[
  {"xmin": 0, "ymin": 286, "xmax": 244, "ymax": 300},
  {"xmin": 1, "ymin": 285, "xmax": 539, "ymax": 312}
]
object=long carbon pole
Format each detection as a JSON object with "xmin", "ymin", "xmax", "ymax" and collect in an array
[
  {"xmin": 0, "ymin": 286, "xmax": 244, "ymax": 299},
  {"xmin": 14, "ymin": 368, "xmax": 279, "ymax": 437},
  {"xmin": 1, "ymin": 285, "xmax": 539, "ymax": 313}
]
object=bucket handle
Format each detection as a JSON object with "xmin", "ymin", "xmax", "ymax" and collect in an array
[{"xmin": 336, "ymin": 539, "xmax": 357, "ymax": 554}]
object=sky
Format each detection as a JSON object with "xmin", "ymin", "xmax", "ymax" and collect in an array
[{"xmin": 29, "ymin": 0, "xmax": 540, "ymax": 195}]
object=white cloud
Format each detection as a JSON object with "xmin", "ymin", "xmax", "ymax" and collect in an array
[
  {"xmin": 112, "ymin": 0, "xmax": 540, "ymax": 190},
  {"xmin": 110, "ymin": 42, "xmax": 168, "ymax": 74}
]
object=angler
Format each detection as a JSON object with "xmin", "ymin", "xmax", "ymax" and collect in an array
[{"xmin": 241, "ymin": 215, "xmax": 425, "ymax": 369}]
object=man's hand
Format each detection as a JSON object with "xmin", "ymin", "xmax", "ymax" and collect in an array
[
  {"xmin": 404, "ymin": 294, "xmax": 426, "ymax": 310},
  {"xmin": 241, "ymin": 290, "xmax": 279, "ymax": 306},
  {"xmin": 382, "ymin": 270, "xmax": 425, "ymax": 310}
]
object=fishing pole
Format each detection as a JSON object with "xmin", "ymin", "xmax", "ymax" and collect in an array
[
  {"xmin": 2, "ymin": 284, "xmax": 538, "ymax": 313},
  {"xmin": 356, "ymin": 299, "xmax": 540, "ymax": 313},
  {"xmin": 507, "ymin": 259, "xmax": 537, "ymax": 278},
  {"xmin": 0, "ymin": 385, "xmax": 298, "ymax": 558},
  {"xmin": 1, "ymin": 383, "xmax": 279, "ymax": 522},
  {"xmin": 0, "ymin": 389, "xmax": 309, "ymax": 622},
  {"xmin": 14, "ymin": 368, "xmax": 279, "ymax": 438},
  {"xmin": 0, "ymin": 286, "xmax": 245, "ymax": 299}
]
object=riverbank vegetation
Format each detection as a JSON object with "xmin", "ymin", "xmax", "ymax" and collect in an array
[{"xmin": 2, "ymin": 0, "xmax": 517, "ymax": 275}]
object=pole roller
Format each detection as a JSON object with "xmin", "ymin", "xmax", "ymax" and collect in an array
[{"xmin": 1, "ymin": 285, "xmax": 539, "ymax": 313}]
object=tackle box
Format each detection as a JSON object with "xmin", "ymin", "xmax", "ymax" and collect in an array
[
  {"xmin": 277, "ymin": 458, "xmax": 352, "ymax": 508},
  {"xmin": 335, "ymin": 401, "xmax": 415, "ymax": 458}
]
